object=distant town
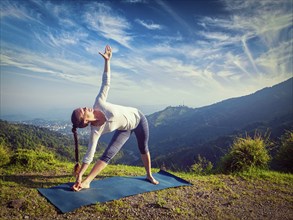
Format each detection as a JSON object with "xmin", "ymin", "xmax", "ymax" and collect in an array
[{"xmin": 20, "ymin": 118, "xmax": 91, "ymax": 137}]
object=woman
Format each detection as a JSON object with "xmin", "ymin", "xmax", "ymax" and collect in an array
[{"xmin": 71, "ymin": 45, "xmax": 159, "ymax": 191}]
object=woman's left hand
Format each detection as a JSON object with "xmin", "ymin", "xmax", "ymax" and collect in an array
[
  {"xmin": 99, "ymin": 45, "xmax": 112, "ymax": 61},
  {"xmin": 72, "ymin": 175, "xmax": 82, "ymax": 191},
  {"xmin": 72, "ymin": 182, "xmax": 81, "ymax": 191}
]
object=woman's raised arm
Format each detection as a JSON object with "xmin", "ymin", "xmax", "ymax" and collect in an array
[
  {"xmin": 95, "ymin": 45, "xmax": 112, "ymax": 104},
  {"xmin": 99, "ymin": 45, "xmax": 112, "ymax": 73}
]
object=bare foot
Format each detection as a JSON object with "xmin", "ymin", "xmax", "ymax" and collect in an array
[
  {"xmin": 147, "ymin": 175, "xmax": 159, "ymax": 185},
  {"xmin": 81, "ymin": 181, "xmax": 90, "ymax": 189}
]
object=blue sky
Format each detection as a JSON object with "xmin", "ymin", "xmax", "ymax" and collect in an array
[{"xmin": 1, "ymin": 0, "xmax": 292, "ymax": 119}]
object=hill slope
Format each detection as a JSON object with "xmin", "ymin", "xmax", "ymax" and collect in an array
[
  {"xmin": 0, "ymin": 120, "xmax": 75, "ymax": 160},
  {"xmin": 148, "ymin": 78, "xmax": 293, "ymax": 163},
  {"xmin": 0, "ymin": 120, "xmax": 125, "ymax": 164},
  {"xmin": 149, "ymin": 77, "xmax": 292, "ymax": 148},
  {"xmin": 120, "ymin": 78, "xmax": 293, "ymax": 168}
]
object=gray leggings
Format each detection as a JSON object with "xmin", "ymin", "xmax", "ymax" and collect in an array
[{"xmin": 100, "ymin": 112, "xmax": 149, "ymax": 163}]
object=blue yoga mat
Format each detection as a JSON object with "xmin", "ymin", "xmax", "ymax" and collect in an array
[{"xmin": 38, "ymin": 170, "xmax": 191, "ymax": 213}]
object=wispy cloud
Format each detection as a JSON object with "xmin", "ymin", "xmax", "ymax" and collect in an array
[
  {"xmin": 135, "ymin": 19, "xmax": 162, "ymax": 30},
  {"xmin": 156, "ymin": 0, "xmax": 194, "ymax": 34},
  {"xmin": 256, "ymin": 39, "xmax": 293, "ymax": 77},
  {"xmin": 0, "ymin": 1, "xmax": 24, "ymax": 19},
  {"xmin": 49, "ymin": 31, "xmax": 87, "ymax": 47},
  {"xmin": 0, "ymin": 0, "xmax": 42, "ymax": 23},
  {"xmin": 152, "ymin": 32, "xmax": 183, "ymax": 42},
  {"xmin": 241, "ymin": 35, "xmax": 260, "ymax": 75},
  {"xmin": 196, "ymin": 0, "xmax": 292, "ymax": 80},
  {"xmin": 200, "ymin": 31, "xmax": 231, "ymax": 41},
  {"xmin": 83, "ymin": 2, "xmax": 133, "ymax": 49},
  {"xmin": 122, "ymin": 0, "xmax": 148, "ymax": 3},
  {"xmin": 0, "ymin": 48, "xmax": 98, "ymax": 86},
  {"xmin": 1, "ymin": 0, "xmax": 292, "ymax": 113},
  {"xmin": 0, "ymin": 46, "xmax": 146, "ymax": 96},
  {"xmin": 226, "ymin": 53, "xmax": 251, "ymax": 76}
]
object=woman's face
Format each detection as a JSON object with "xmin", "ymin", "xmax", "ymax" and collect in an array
[
  {"xmin": 72, "ymin": 108, "xmax": 90, "ymax": 128},
  {"xmin": 80, "ymin": 107, "xmax": 94, "ymax": 124}
]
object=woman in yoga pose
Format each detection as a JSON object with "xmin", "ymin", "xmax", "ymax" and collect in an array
[{"xmin": 71, "ymin": 45, "xmax": 159, "ymax": 191}]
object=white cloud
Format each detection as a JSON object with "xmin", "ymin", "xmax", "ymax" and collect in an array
[
  {"xmin": 196, "ymin": 0, "xmax": 292, "ymax": 81},
  {"xmin": 39, "ymin": 0, "xmax": 80, "ymax": 28},
  {"xmin": 256, "ymin": 39, "xmax": 293, "ymax": 76},
  {"xmin": 83, "ymin": 3, "xmax": 133, "ymax": 48},
  {"xmin": 199, "ymin": 0, "xmax": 292, "ymax": 42},
  {"xmin": 225, "ymin": 53, "xmax": 251, "ymax": 76},
  {"xmin": 0, "ymin": 0, "xmax": 42, "ymax": 23},
  {"xmin": 135, "ymin": 19, "xmax": 162, "ymax": 30},
  {"xmin": 0, "ymin": 46, "xmax": 148, "ymax": 98},
  {"xmin": 222, "ymin": 0, "xmax": 291, "ymax": 12},
  {"xmin": 241, "ymin": 35, "xmax": 260, "ymax": 75},
  {"xmin": 1, "ymin": 0, "xmax": 292, "ymax": 113},
  {"xmin": 153, "ymin": 32, "xmax": 183, "ymax": 42},
  {"xmin": 83, "ymin": 40, "xmax": 103, "ymax": 56},
  {"xmin": 200, "ymin": 31, "xmax": 231, "ymax": 41},
  {"xmin": 0, "ymin": 48, "xmax": 99, "ymax": 86}
]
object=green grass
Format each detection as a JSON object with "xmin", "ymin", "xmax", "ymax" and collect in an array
[
  {"xmin": 0, "ymin": 162, "xmax": 292, "ymax": 220},
  {"xmin": 236, "ymin": 168, "xmax": 293, "ymax": 184}
]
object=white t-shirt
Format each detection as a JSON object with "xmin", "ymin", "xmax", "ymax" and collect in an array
[{"xmin": 82, "ymin": 71, "xmax": 141, "ymax": 164}]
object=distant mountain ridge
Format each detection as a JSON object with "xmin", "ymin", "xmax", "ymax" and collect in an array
[{"xmin": 123, "ymin": 77, "xmax": 293, "ymax": 168}]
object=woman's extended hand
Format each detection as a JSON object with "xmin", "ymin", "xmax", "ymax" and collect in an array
[
  {"xmin": 72, "ymin": 181, "xmax": 81, "ymax": 191},
  {"xmin": 99, "ymin": 45, "xmax": 112, "ymax": 61},
  {"xmin": 72, "ymin": 175, "xmax": 82, "ymax": 191}
]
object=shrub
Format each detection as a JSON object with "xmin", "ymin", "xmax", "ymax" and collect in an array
[
  {"xmin": 220, "ymin": 134, "xmax": 270, "ymax": 173},
  {"xmin": 191, "ymin": 154, "xmax": 213, "ymax": 175},
  {"xmin": 0, "ymin": 142, "xmax": 11, "ymax": 167},
  {"xmin": 275, "ymin": 131, "xmax": 293, "ymax": 173},
  {"xmin": 9, "ymin": 147, "xmax": 57, "ymax": 172}
]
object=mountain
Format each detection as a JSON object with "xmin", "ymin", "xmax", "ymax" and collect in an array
[{"xmin": 121, "ymin": 78, "xmax": 293, "ymax": 169}]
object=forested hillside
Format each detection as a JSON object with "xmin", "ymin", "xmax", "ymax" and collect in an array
[
  {"xmin": 120, "ymin": 78, "xmax": 293, "ymax": 169},
  {"xmin": 0, "ymin": 120, "xmax": 75, "ymax": 161},
  {"xmin": 0, "ymin": 120, "xmax": 123, "ymax": 165}
]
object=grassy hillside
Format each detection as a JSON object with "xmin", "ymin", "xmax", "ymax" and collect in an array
[
  {"xmin": 0, "ymin": 120, "xmax": 74, "ymax": 161},
  {"xmin": 0, "ymin": 161, "xmax": 292, "ymax": 220}
]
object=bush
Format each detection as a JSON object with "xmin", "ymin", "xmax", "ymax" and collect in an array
[
  {"xmin": 0, "ymin": 143, "xmax": 11, "ymax": 167},
  {"xmin": 191, "ymin": 154, "xmax": 213, "ymax": 175},
  {"xmin": 275, "ymin": 131, "xmax": 293, "ymax": 173},
  {"xmin": 220, "ymin": 134, "xmax": 270, "ymax": 173},
  {"xmin": 9, "ymin": 147, "xmax": 57, "ymax": 172}
]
